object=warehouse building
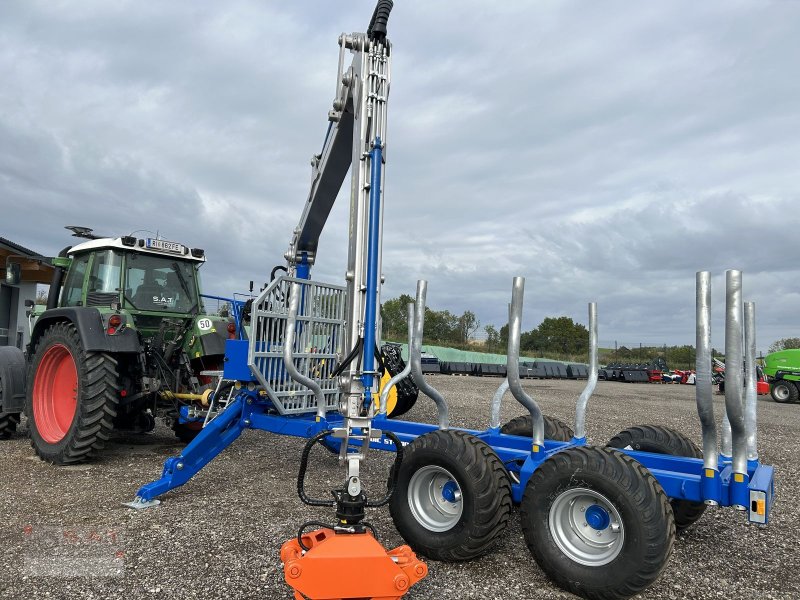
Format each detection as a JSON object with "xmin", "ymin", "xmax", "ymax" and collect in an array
[{"xmin": 0, "ymin": 237, "xmax": 53, "ymax": 349}]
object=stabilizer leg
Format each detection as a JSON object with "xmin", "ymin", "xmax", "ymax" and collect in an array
[{"xmin": 124, "ymin": 396, "xmax": 247, "ymax": 507}]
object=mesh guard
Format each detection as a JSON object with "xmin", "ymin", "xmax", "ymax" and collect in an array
[{"xmin": 248, "ymin": 276, "xmax": 346, "ymax": 415}]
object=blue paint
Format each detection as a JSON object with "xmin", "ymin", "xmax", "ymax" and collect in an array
[
  {"xmin": 442, "ymin": 480, "xmax": 458, "ymax": 503},
  {"xmin": 360, "ymin": 138, "xmax": 384, "ymax": 409},
  {"xmin": 585, "ymin": 505, "xmax": 610, "ymax": 530}
]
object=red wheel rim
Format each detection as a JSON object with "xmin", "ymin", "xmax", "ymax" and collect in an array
[{"xmin": 33, "ymin": 344, "xmax": 78, "ymax": 444}]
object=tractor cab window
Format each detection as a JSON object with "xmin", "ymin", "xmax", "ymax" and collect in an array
[
  {"xmin": 61, "ymin": 253, "xmax": 91, "ymax": 307},
  {"xmin": 124, "ymin": 253, "xmax": 199, "ymax": 313},
  {"xmin": 86, "ymin": 250, "xmax": 122, "ymax": 307}
]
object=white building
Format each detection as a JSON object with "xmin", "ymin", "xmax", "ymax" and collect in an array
[{"xmin": 0, "ymin": 237, "xmax": 53, "ymax": 349}]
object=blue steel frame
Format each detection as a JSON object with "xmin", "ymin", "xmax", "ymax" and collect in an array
[{"xmin": 134, "ymin": 360, "xmax": 774, "ymax": 525}]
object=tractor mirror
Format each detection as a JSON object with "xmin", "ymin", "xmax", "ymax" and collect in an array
[{"xmin": 5, "ymin": 260, "xmax": 21, "ymax": 285}]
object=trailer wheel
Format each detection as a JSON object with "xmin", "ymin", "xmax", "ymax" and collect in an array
[
  {"xmin": 25, "ymin": 322, "xmax": 120, "ymax": 464},
  {"xmin": 500, "ymin": 414, "xmax": 574, "ymax": 441},
  {"xmin": 771, "ymin": 379, "xmax": 798, "ymax": 403},
  {"xmin": 520, "ymin": 446, "xmax": 674, "ymax": 600},
  {"xmin": 607, "ymin": 425, "xmax": 706, "ymax": 532},
  {"xmin": 389, "ymin": 429, "xmax": 512, "ymax": 561},
  {"xmin": 0, "ymin": 412, "xmax": 20, "ymax": 439}
]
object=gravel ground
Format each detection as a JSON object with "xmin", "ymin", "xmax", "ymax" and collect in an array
[{"xmin": 1, "ymin": 377, "xmax": 798, "ymax": 600}]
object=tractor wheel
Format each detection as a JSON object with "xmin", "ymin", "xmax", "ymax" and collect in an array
[
  {"xmin": 500, "ymin": 414, "xmax": 574, "ymax": 441},
  {"xmin": 381, "ymin": 345, "xmax": 418, "ymax": 418},
  {"xmin": 771, "ymin": 379, "xmax": 798, "ymax": 404},
  {"xmin": 520, "ymin": 446, "xmax": 675, "ymax": 600},
  {"xmin": 607, "ymin": 425, "xmax": 706, "ymax": 532},
  {"xmin": 389, "ymin": 429, "xmax": 512, "ymax": 561},
  {"xmin": 25, "ymin": 322, "xmax": 119, "ymax": 464},
  {"xmin": 0, "ymin": 412, "xmax": 20, "ymax": 439}
]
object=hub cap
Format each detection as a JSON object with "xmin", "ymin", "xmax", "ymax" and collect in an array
[
  {"xmin": 408, "ymin": 465, "xmax": 463, "ymax": 532},
  {"xmin": 549, "ymin": 487, "xmax": 624, "ymax": 566},
  {"xmin": 33, "ymin": 344, "xmax": 78, "ymax": 444},
  {"xmin": 774, "ymin": 384, "xmax": 790, "ymax": 401}
]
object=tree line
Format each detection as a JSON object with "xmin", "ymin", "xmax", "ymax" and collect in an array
[{"xmin": 381, "ymin": 295, "xmax": 706, "ymax": 369}]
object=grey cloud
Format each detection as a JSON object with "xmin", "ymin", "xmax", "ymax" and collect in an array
[{"xmin": 2, "ymin": 0, "xmax": 799, "ymax": 353}]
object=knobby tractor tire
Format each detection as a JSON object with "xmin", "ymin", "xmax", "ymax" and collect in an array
[
  {"xmin": 607, "ymin": 424, "xmax": 706, "ymax": 532},
  {"xmin": 500, "ymin": 414, "xmax": 574, "ymax": 441},
  {"xmin": 520, "ymin": 446, "xmax": 675, "ymax": 600},
  {"xmin": 25, "ymin": 322, "xmax": 120, "ymax": 464},
  {"xmin": 771, "ymin": 379, "xmax": 798, "ymax": 404},
  {"xmin": 389, "ymin": 429, "xmax": 512, "ymax": 561},
  {"xmin": 0, "ymin": 412, "xmax": 20, "ymax": 439}
]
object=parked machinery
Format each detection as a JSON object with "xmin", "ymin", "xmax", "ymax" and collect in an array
[
  {"xmin": 127, "ymin": 3, "xmax": 776, "ymax": 599},
  {"xmin": 0, "ymin": 227, "xmax": 237, "ymax": 460}
]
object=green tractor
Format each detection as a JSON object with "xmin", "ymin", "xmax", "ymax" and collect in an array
[
  {"xmin": 0, "ymin": 228, "xmax": 233, "ymax": 463},
  {"xmin": 764, "ymin": 348, "xmax": 800, "ymax": 403}
]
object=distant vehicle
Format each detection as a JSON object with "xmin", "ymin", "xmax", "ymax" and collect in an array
[{"xmin": 763, "ymin": 349, "xmax": 800, "ymax": 403}]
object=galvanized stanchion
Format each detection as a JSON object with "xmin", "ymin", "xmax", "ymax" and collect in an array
[
  {"xmin": 574, "ymin": 302, "xmax": 598, "ymax": 441},
  {"xmin": 506, "ymin": 277, "xmax": 544, "ymax": 448},
  {"xmin": 744, "ymin": 301, "xmax": 758, "ymax": 463},
  {"xmin": 409, "ymin": 280, "xmax": 449, "ymax": 430}
]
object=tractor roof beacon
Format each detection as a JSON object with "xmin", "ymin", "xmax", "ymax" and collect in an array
[{"xmin": 0, "ymin": 228, "xmax": 234, "ymax": 462}]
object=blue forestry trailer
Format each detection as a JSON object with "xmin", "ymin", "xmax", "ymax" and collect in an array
[{"xmin": 127, "ymin": 3, "xmax": 775, "ymax": 599}]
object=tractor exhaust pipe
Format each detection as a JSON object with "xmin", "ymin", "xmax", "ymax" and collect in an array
[
  {"xmin": 574, "ymin": 302, "xmax": 598, "ymax": 441},
  {"xmin": 409, "ymin": 280, "xmax": 449, "ymax": 429},
  {"xmin": 506, "ymin": 277, "xmax": 544, "ymax": 449}
]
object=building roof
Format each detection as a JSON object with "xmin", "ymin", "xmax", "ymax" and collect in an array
[
  {"xmin": 0, "ymin": 236, "xmax": 44, "ymax": 259},
  {"xmin": 0, "ymin": 236, "xmax": 53, "ymax": 285}
]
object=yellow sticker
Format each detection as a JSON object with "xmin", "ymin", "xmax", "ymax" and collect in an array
[
  {"xmin": 532, "ymin": 444, "xmax": 540, "ymax": 453},
  {"xmin": 757, "ymin": 499, "xmax": 765, "ymax": 515},
  {"xmin": 705, "ymin": 468, "xmax": 715, "ymax": 478},
  {"xmin": 734, "ymin": 473, "xmax": 745, "ymax": 483}
]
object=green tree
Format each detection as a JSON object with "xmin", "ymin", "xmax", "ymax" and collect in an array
[
  {"xmin": 484, "ymin": 325, "xmax": 501, "ymax": 351},
  {"xmin": 523, "ymin": 316, "xmax": 588, "ymax": 355},
  {"xmin": 768, "ymin": 337, "xmax": 800, "ymax": 353},
  {"xmin": 381, "ymin": 294, "xmax": 414, "ymax": 339},
  {"xmin": 458, "ymin": 310, "xmax": 480, "ymax": 343}
]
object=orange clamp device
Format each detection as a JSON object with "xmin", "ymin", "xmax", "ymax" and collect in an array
[{"xmin": 280, "ymin": 528, "xmax": 427, "ymax": 600}]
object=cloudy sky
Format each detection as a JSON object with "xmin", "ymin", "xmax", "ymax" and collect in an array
[{"xmin": 2, "ymin": 1, "xmax": 799, "ymax": 354}]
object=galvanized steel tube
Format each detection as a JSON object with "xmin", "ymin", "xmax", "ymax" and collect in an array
[
  {"xmin": 574, "ymin": 302, "xmax": 598, "ymax": 440},
  {"xmin": 506, "ymin": 277, "xmax": 544, "ymax": 447},
  {"xmin": 695, "ymin": 272, "xmax": 718, "ymax": 470},
  {"xmin": 489, "ymin": 378, "xmax": 510, "ymax": 430},
  {"xmin": 379, "ymin": 302, "xmax": 414, "ymax": 415},
  {"xmin": 283, "ymin": 282, "xmax": 327, "ymax": 419},
  {"xmin": 410, "ymin": 280, "xmax": 449, "ymax": 429},
  {"xmin": 744, "ymin": 301, "xmax": 758, "ymax": 462},
  {"xmin": 724, "ymin": 270, "xmax": 747, "ymax": 475}
]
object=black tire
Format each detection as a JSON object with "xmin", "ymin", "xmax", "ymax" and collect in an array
[
  {"xmin": 173, "ymin": 422, "xmax": 201, "ymax": 443},
  {"xmin": 771, "ymin": 379, "xmax": 798, "ymax": 404},
  {"xmin": 25, "ymin": 322, "xmax": 120, "ymax": 464},
  {"xmin": 389, "ymin": 429, "xmax": 512, "ymax": 561},
  {"xmin": 520, "ymin": 446, "xmax": 675, "ymax": 600},
  {"xmin": 0, "ymin": 412, "xmax": 20, "ymax": 439},
  {"xmin": 500, "ymin": 414, "xmax": 574, "ymax": 441},
  {"xmin": 607, "ymin": 425, "xmax": 706, "ymax": 532},
  {"xmin": 381, "ymin": 344, "xmax": 419, "ymax": 418}
]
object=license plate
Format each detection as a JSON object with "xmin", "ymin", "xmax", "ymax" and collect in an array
[{"xmin": 146, "ymin": 239, "xmax": 184, "ymax": 254}]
